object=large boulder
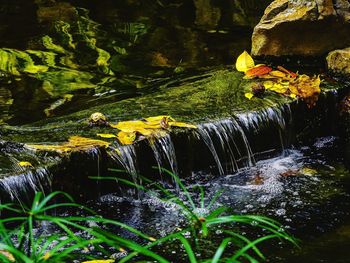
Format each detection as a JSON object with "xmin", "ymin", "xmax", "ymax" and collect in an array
[
  {"xmin": 327, "ymin": 47, "xmax": 350, "ymax": 75},
  {"xmin": 251, "ymin": 0, "xmax": 350, "ymax": 56}
]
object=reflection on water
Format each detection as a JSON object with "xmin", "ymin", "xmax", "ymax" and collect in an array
[{"xmin": 0, "ymin": 0, "xmax": 271, "ymax": 125}]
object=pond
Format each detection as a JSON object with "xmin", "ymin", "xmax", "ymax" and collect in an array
[{"xmin": 1, "ymin": 1, "xmax": 350, "ymax": 262}]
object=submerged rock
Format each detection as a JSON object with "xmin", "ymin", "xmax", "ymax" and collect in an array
[
  {"xmin": 327, "ymin": 47, "xmax": 350, "ymax": 76},
  {"xmin": 251, "ymin": 0, "xmax": 350, "ymax": 56}
]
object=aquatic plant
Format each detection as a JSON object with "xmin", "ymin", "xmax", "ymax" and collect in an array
[
  {"xmin": 0, "ymin": 191, "xmax": 160, "ymax": 262},
  {"xmin": 94, "ymin": 167, "xmax": 298, "ymax": 262}
]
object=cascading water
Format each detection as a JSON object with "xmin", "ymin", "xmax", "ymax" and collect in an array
[
  {"xmin": 0, "ymin": 167, "xmax": 52, "ymax": 205},
  {"xmin": 109, "ymin": 144, "xmax": 138, "ymax": 178}
]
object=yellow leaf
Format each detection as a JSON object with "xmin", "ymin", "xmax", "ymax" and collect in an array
[
  {"xmin": 235, "ymin": 51, "xmax": 255, "ymax": 72},
  {"xmin": 263, "ymin": 81, "xmax": 274, "ymax": 89},
  {"xmin": 117, "ymin": 131, "xmax": 136, "ymax": 145},
  {"xmin": 289, "ymin": 93, "xmax": 297, "ymax": 99},
  {"xmin": 96, "ymin": 133, "xmax": 117, "ymax": 139},
  {"xmin": 18, "ymin": 161, "xmax": 33, "ymax": 167},
  {"xmin": 111, "ymin": 120, "xmax": 160, "ymax": 132},
  {"xmin": 300, "ymin": 167, "xmax": 317, "ymax": 176},
  {"xmin": 144, "ymin": 115, "xmax": 174, "ymax": 123},
  {"xmin": 268, "ymin": 70, "xmax": 288, "ymax": 79},
  {"xmin": 168, "ymin": 121, "xmax": 197, "ymax": 129},
  {"xmin": 26, "ymin": 136, "xmax": 110, "ymax": 153},
  {"xmin": 244, "ymin": 92, "xmax": 254, "ymax": 100},
  {"xmin": 81, "ymin": 260, "xmax": 114, "ymax": 263},
  {"xmin": 269, "ymin": 83, "xmax": 288, "ymax": 94}
]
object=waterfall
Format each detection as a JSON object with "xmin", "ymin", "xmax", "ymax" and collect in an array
[
  {"xmin": 0, "ymin": 167, "xmax": 52, "ymax": 204},
  {"xmin": 109, "ymin": 144, "xmax": 139, "ymax": 187}
]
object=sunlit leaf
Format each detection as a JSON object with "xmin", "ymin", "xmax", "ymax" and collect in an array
[
  {"xmin": 111, "ymin": 116, "xmax": 196, "ymax": 145},
  {"xmin": 26, "ymin": 136, "xmax": 110, "ymax": 153},
  {"xmin": 117, "ymin": 131, "xmax": 137, "ymax": 145},
  {"xmin": 277, "ymin": 66, "xmax": 298, "ymax": 78},
  {"xmin": 267, "ymin": 83, "xmax": 288, "ymax": 94},
  {"xmin": 268, "ymin": 70, "xmax": 288, "ymax": 79},
  {"xmin": 244, "ymin": 65, "xmax": 272, "ymax": 78},
  {"xmin": 244, "ymin": 92, "xmax": 254, "ymax": 100},
  {"xmin": 96, "ymin": 133, "xmax": 117, "ymax": 139},
  {"xmin": 235, "ymin": 51, "xmax": 255, "ymax": 72},
  {"xmin": 300, "ymin": 167, "xmax": 317, "ymax": 176},
  {"xmin": 18, "ymin": 161, "xmax": 33, "ymax": 167}
]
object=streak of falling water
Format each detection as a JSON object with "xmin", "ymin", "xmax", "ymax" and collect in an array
[
  {"xmin": 0, "ymin": 167, "xmax": 52, "ymax": 206},
  {"xmin": 156, "ymin": 134, "xmax": 178, "ymax": 175},
  {"xmin": 237, "ymin": 105, "xmax": 291, "ymax": 152},
  {"xmin": 197, "ymin": 118, "xmax": 255, "ymax": 174},
  {"xmin": 109, "ymin": 145, "xmax": 139, "ymax": 184},
  {"xmin": 231, "ymin": 118, "xmax": 255, "ymax": 167},
  {"xmin": 196, "ymin": 124, "xmax": 225, "ymax": 175},
  {"xmin": 149, "ymin": 134, "xmax": 179, "ymax": 188}
]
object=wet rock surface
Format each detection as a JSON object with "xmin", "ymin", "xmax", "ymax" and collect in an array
[
  {"xmin": 327, "ymin": 47, "xmax": 350, "ymax": 75},
  {"xmin": 251, "ymin": 0, "xmax": 350, "ymax": 56}
]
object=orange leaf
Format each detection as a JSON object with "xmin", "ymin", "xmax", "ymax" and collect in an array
[
  {"xmin": 277, "ymin": 66, "xmax": 297, "ymax": 78},
  {"xmin": 245, "ymin": 65, "xmax": 272, "ymax": 78}
]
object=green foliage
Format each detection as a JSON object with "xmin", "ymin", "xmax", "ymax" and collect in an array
[
  {"xmin": 0, "ymin": 191, "xmax": 161, "ymax": 263},
  {"xmin": 93, "ymin": 168, "xmax": 298, "ymax": 262}
]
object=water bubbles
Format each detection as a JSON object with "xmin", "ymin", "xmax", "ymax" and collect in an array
[
  {"xmin": 275, "ymin": 208, "xmax": 286, "ymax": 216},
  {"xmin": 215, "ymin": 229, "xmax": 223, "ymax": 235}
]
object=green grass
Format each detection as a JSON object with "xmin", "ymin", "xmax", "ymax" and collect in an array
[
  {"xmin": 0, "ymin": 168, "xmax": 298, "ymax": 262},
  {"xmin": 92, "ymin": 167, "xmax": 299, "ymax": 262}
]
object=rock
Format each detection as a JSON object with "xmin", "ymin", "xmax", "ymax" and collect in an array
[
  {"xmin": 326, "ymin": 47, "xmax": 350, "ymax": 75},
  {"xmin": 193, "ymin": 0, "xmax": 221, "ymax": 29},
  {"xmin": 251, "ymin": 0, "xmax": 350, "ymax": 56}
]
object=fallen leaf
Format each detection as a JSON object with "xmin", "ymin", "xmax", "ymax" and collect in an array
[
  {"xmin": 117, "ymin": 131, "xmax": 136, "ymax": 145},
  {"xmin": 111, "ymin": 116, "xmax": 196, "ymax": 145},
  {"xmin": 245, "ymin": 65, "xmax": 272, "ymax": 78},
  {"xmin": 300, "ymin": 167, "xmax": 317, "ymax": 176},
  {"xmin": 268, "ymin": 70, "xmax": 288, "ymax": 79},
  {"xmin": 235, "ymin": 51, "xmax": 255, "ymax": 72},
  {"xmin": 96, "ymin": 133, "xmax": 117, "ymax": 139},
  {"xmin": 277, "ymin": 66, "xmax": 297, "ymax": 78},
  {"xmin": 26, "ymin": 136, "xmax": 110, "ymax": 153},
  {"xmin": 244, "ymin": 92, "xmax": 254, "ymax": 100},
  {"xmin": 18, "ymin": 161, "xmax": 33, "ymax": 167}
]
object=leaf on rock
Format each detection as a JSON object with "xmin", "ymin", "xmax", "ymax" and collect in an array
[
  {"xmin": 245, "ymin": 65, "xmax": 272, "ymax": 78},
  {"xmin": 96, "ymin": 133, "xmax": 117, "ymax": 138},
  {"xmin": 244, "ymin": 92, "xmax": 254, "ymax": 100},
  {"xmin": 18, "ymin": 161, "xmax": 34, "ymax": 167},
  {"xmin": 111, "ymin": 115, "xmax": 196, "ymax": 145},
  {"xmin": 235, "ymin": 51, "xmax": 255, "ymax": 72},
  {"xmin": 277, "ymin": 66, "xmax": 298, "ymax": 78},
  {"xmin": 289, "ymin": 75, "xmax": 321, "ymax": 107},
  {"xmin": 26, "ymin": 136, "xmax": 110, "ymax": 153},
  {"xmin": 300, "ymin": 167, "xmax": 317, "ymax": 176},
  {"xmin": 117, "ymin": 131, "xmax": 137, "ymax": 145}
]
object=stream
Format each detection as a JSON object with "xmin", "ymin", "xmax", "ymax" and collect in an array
[{"xmin": 1, "ymin": 1, "xmax": 350, "ymax": 262}]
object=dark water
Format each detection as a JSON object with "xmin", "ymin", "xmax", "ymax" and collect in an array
[
  {"xmin": 59, "ymin": 136, "xmax": 348, "ymax": 262},
  {"xmin": 0, "ymin": 0, "xmax": 271, "ymax": 125},
  {"xmin": 1, "ymin": 1, "xmax": 350, "ymax": 262}
]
